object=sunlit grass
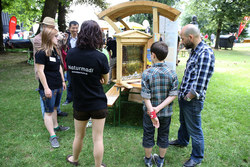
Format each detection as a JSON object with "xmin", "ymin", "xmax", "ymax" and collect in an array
[{"xmin": 0, "ymin": 44, "xmax": 249, "ymax": 166}]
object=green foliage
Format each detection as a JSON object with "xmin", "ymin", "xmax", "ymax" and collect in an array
[
  {"xmin": 59, "ymin": 0, "xmax": 72, "ymax": 6},
  {"xmin": 1, "ymin": 0, "xmax": 108, "ymax": 32},
  {"xmin": 180, "ymin": 0, "xmax": 250, "ymax": 37},
  {"xmin": 2, "ymin": 0, "xmax": 45, "ymax": 31},
  {"xmin": 130, "ymin": 13, "xmax": 152, "ymax": 27},
  {"xmin": 75, "ymin": 0, "xmax": 108, "ymax": 10}
]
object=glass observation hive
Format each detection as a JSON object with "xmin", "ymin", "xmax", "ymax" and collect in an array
[
  {"xmin": 113, "ymin": 30, "xmax": 152, "ymax": 85},
  {"xmin": 122, "ymin": 45, "xmax": 144, "ymax": 80}
]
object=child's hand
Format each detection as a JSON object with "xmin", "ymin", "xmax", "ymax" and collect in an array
[
  {"xmin": 151, "ymin": 117, "xmax": 160, "ymax": 128},
  {"xmin": 152, "ymin": 107, "xmax": 159, "ymax": 114},
  {"xmin": 149, "ymin": 110, "xmax": 160, "ymax": 128}
]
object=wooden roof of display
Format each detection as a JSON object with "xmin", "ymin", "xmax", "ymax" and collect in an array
[
  {"xmin": 113, "ymin": 30, "xmax": 152, "ymax": 38},
  {"xmin": 97, "ymin": 1, "xmax": 181, "ymax": 22}
]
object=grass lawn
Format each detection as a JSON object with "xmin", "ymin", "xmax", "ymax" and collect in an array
[{"xmin": 0, "ymin": 44, "xmax": 249, "ymax": 167}]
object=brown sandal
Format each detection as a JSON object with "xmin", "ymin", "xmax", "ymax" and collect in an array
[{"xmin": 66, "ymin": 155, "xmax": 79, "ymax": 166}]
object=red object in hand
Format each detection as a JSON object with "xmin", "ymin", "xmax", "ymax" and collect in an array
[
  {"xmin": 204, "ymin": 34, "xmax": 208, "ymax": 39},
  {"xmin": 150, "ymin": 110, "xmax": 157, "ymax": 119},
  {"xmin": 9, "ymin": 16, "xmax": 17, "ymax": 40}
]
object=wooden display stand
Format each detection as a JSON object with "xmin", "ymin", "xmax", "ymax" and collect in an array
[
  {"xmin": 97, "ymin": 0, "xmax": 181, "ymax": 125},
  {"xmin": 113, "ymin": 30, "xmax": 152, "ymax": 87},
  {"xmin": 97, "ymin": 1, "xmax": 181, "ymax": 90}
]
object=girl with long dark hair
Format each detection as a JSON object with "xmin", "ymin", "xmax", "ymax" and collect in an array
[{"xmin": 66, "ymin": 20, "xmax": 109, "ymax": 167}]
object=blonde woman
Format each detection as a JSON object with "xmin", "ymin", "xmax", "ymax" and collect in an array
[{"xmin": 35, "ymin": 28, "xmax": 69, "ymax": 148}]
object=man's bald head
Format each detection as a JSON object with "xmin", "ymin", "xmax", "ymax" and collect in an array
[
  {"xmin": 182, "ymin": 24, "xmax": 200, "ymax": 38},
  {"xmin": 180, "ymin": 24, "xmax": 202, "ymax": 49}
]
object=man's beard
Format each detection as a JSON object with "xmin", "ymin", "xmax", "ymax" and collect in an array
[{"xmin": 184, "ymin": 40, "xmax": 194, "ymax": 49}]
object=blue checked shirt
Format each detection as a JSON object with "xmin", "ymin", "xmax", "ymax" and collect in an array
[
  {"xmin": 179, "ymin": 41, "xmax": 215, "ymax": 100},
  {"xmin": 141, "ymin": 63, "xmax": 178, "ymax": 117}
]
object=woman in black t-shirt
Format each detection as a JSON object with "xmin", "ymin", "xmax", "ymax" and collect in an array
[
  {"xmin": 66, "ymin": 20, "xmax": 109, "ymax": 167},
  {"xmin": 35, "ymin": 28, "xmax": 69, "ymax": 148}
]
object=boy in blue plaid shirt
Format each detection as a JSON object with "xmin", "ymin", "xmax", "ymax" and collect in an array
[{"xmin": 141, "ymin": 41, "xmax": 178, "ymax": 167}]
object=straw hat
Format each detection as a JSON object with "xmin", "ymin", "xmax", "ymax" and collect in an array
[{"xmin": 39, "ymin": 17, "xmax": 55, "ymax": 26}]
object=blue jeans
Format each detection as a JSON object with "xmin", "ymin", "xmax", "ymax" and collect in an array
[
  {"xmin": 39, "ymin": 90, "xmax": 62, "ymax": 118},
  {"xmin": 143, "ymin": 112, "xmax": 171, "ymax": 148},
  {"xmin": 177, "ymin": 98, "xmax": 204, "ymax": 163},
  {"xmin": 39, "ymin": 88, "xmax": 63, "ymax": 113},
  {"xmin": 66, "ymin": 71, "xmax": 73, "ymax": 102}
]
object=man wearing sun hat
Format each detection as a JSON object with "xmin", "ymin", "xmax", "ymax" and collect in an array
[{"xmin": 33, "ymin": 17, "xmax": 68, "ymax": 118}]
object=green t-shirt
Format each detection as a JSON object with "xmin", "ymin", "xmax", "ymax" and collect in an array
[{"xmin": 100, "ymin": 48, "xmax": 110, "ymax": 63}]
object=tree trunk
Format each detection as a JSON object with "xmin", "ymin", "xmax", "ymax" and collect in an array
[
  {"xmin": 214, "ymin": 19, "xmax": 222, "ymax": 49},
  {"xmin": 36, "ymin": 0, "xmax": 59, "ymax": 35},
  {"xmin": 58, "ymin": 2, "xmax": 67, "ymax": 32},
  {"xmin": 0, "ymin": 0, "xmax": 4, "ymax": 53}
]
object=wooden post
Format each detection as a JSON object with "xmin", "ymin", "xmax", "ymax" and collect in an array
[
  {"xmin": 103, "ymin": 16, "xmax": 121, "ymax": 33},
  {"xmin": 158, "ymin": 14, "xmax": 160, "ymax": 33},
  {"xmin": 143, "ymin": 44, "xmax": 147, "ymax": 71},
  {"xmin": 153, "ymin": 7, "xmax": 159, "ymax": 40},
  {"xmin": 119, "ymin": 19, "xmax": 130, "ymax": 30},
  {"xmin": 116, "ymin": 38, "xmax": 122, "ymax": 84}
]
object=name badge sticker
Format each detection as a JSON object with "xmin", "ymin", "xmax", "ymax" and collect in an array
[{"xmin": 49, "ymin": 57, "xmax": 56, "ymax": 62}]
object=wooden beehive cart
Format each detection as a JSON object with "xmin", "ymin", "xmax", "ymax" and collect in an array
[{"xmin": 96, "ymin": 0, "xmax": 181, "ymax": 125}]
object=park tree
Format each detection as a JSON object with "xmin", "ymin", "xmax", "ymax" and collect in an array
[
  {"xmin": 0, "ymin": 0, "xmax": 108, "ymax": 52},
  {"xmin": 38, "ymin": 0, "xmax": 108, "ymax": 33},
  {"xmin": 0, "ymin": 0, "xmax": 4, "ymax": 52},
  {"xmin": 56, "ymin": 0, "xmax": 108, "ymax": 31},
  {"xmin": 180, "ymin": 0, "xmax": 250, "ymax": 49},
  {"xmin": 0, "ymin": 0, "xmax": 44, "ymax": 52}
]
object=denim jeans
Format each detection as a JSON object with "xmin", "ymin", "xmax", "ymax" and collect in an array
[
  {"xmin": 143, "ymin": 112, "xmax": 171, "ymax": 148},
  {"xmin": 177, "ymin": 98, "xmax": 204, "ymax": 163},
  {"xmin": 40, "ymin": 96, "xmax": 45, "ymax": 118},
  {"xmin": 39, "ymin": 90, "xmax": 62, "ymax": 118},
  {"xmin": 66, "ymin": 71, "xmax": 73, "ymax": 102},
  {"xmin": 39, "ymin": 88, "xmax": 63, "ymax": 113}
]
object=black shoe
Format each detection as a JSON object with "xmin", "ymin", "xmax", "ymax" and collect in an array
[
  {"xmin": 54, "ymin": 125, "xmax": 70, "ymax": 132},
  {"xmin": 153, "ymin": 154, "xmax": 164, "ymax": 167},
  {"xmin": 183, "ymin": 158, "xmax": 201, "ymax": 167},
  {"xmin": 62, "ymin": 101, "xmax": 72, "ymax": 105},
  {"xmin": 169, "ymin": 139, "xmax": 186, "ymax": 147},
  {"xmin": 144, "ymin": 155, "xmax": 153, "ymax": 167},
  {"xmin": 57, "ymin": 112, "xmax": 68, "ymax": 117}
]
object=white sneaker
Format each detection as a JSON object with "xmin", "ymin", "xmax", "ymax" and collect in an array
[{"xmin": 86, "ymin": 120, "xmax": 92, "ymax": 128}]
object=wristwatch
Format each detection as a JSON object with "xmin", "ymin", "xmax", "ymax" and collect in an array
[{"xmin": 186, "ymin": 97, "xmax": 191, "ymax": 101}]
